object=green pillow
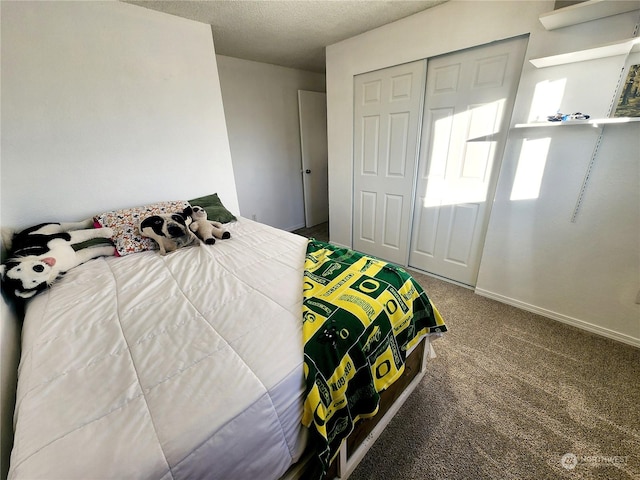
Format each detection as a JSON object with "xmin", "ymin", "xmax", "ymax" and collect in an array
[
  {"xmin": 188, "ymin": 193, "xmax": 237, "ymax": 223},
  {"xmin": 72, "ymin": 237, "xmax": 114, "ymax": 251}
]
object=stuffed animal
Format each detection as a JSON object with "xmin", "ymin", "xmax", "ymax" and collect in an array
[
  {"xmin": 183, "ymin": 206, "xmax": 231, "ymax": 245},
  {"xmin": 0, "ymin": 220, "xmax": 115, "ymax": 300},
  {"xmin": 140, "ymin": 212, "xmax": 198, "ymax": 255}
]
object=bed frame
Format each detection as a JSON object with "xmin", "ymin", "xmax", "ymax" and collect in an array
[{"xmin": 282, "ymin": 336, "xmax": 433, "ymax": 480}]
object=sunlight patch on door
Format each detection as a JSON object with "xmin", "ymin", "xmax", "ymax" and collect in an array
[
  {"xmin": 421, "ymin": 100, "xmax": 505, "ymax": 208},
  {"xmin": 461, "ymin": 101, "xmax": 503, "ymax": 180}
]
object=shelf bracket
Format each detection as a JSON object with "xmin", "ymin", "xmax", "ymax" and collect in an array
[
  {"xmin": 571, "ymin": 54, "xmax": 633, "ymax": 223},
  {"xmin": 570, "ymin": 128, "xmax": 604, "ymax": 223}
]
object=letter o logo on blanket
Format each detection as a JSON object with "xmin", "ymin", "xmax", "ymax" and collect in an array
[
  {"xmin": 375, "ymin": 360, "xmax": 391, "ymax": 379},
  {"xmin": 385, "ymin": 299, "xmax": 398, "ymax": 314},
  {"xmin": 358, "ymin": 279, "xmax": 380, "ymax": 293}
]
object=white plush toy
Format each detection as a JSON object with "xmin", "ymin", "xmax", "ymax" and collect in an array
[
  {"xmin": 0, "ymin": 220, "xmax": 115, "ymax": 300},
  {"xmin": 184, "ymin": 206, "xmax": 231, "ymax": 245}
]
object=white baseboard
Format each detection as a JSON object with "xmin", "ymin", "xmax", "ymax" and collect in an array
[
  {"xmin": 285, "ymin": 223, "xmax": 306, "ymax": 232},
  {"xmin": 406, "ymin": 267, "xmax": 474, "ymax": 290},
  {"xmin": 474, "ymin": 288, "xmax": 640, "ymax": 349}
]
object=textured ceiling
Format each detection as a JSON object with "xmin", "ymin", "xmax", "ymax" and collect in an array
[{"xmin": 124, "ymin": 1, "xmax": 448, "ymax": 72}]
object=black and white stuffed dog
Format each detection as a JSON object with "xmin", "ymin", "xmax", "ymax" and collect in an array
[
  {"xmin": 0, "ymin": 220, "xmax": 115, "ymax": 300},
  {"xmin": 139, "ymin": 212, "xmax": 198, "ymax": 255}
]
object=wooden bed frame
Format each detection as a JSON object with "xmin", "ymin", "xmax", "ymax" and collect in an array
[{"xmin": 282, "ymin": 336, "xmax": 433, "ymax": 480}]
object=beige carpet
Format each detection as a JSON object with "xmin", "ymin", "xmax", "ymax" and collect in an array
[{"xmin": 348, "ymin": 272, "xmax": 640, "ymax": 480}]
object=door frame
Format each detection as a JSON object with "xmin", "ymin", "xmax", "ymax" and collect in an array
[{"xmin": 298, "ymin": 90, "xmax": 329, "ymax": 228}]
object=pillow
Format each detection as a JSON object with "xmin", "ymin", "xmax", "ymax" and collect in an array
[
  {"xmin": 94, "ymin": 200, "xmax": 189, "ymax": 256},
  {"xmin": 187, "ymin": 193, "xmax": 237, "ymax": 223}
]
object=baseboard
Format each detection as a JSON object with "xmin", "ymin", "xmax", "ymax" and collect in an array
[
  {"xmin": 406, "ymin": 267, "xmax": 474, "ymax": 290},
  {"xmin": 474, "ymin": 288, "xmax": 640, "ymax": 348},
  {"xmin": 285, "ymin": 223, "xmax": 306, "ymax": 232}
]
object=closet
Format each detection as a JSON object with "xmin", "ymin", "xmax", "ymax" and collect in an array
[{"xmin": 353, "ymin": 36, "xmax": 528, "ymax": 286}]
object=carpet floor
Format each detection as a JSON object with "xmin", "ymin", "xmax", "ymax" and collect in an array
[{"xmin": 347, "ymin": 271, "xmax": 640, "ymax": 480}]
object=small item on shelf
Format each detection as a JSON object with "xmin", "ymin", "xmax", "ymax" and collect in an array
[
  {"xmin": 547, "ymin": 112, "xmax": 590, "ymax": 122},
  {"xmin": 547, "ymin": 113, "xmax": 566, "ymax": 122},
  {"xmin": 569, "ymin": 112, "xmax": 590, "ymax": 120}
]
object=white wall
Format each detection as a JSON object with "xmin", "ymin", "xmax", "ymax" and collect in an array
[
  {"xmin": 1, "ymin": 2, "xmax": 240, "ymax": 477},
  {"xmin": 216, "ymin": 55, "xmax": 325, "ymax": 231},
  {"xmin": 325, "ymin": 0, "xmax": 640, "ymax": 346},
  {"xmin": 1, "ymin": 1, "xmax": 239, "ymax": 229},
  {"xmin": 476, "ymin": 13, "xmax": 640, "ymax": 347}
]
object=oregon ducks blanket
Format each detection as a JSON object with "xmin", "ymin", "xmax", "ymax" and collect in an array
[{"xmin": 302, "ymin": 240, "xmax": 447, "ymax": 476}]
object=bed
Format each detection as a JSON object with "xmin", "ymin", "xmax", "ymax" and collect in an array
[{"xmin": 3, "ymin": 199, "xmax": 446, "ymax": 480}]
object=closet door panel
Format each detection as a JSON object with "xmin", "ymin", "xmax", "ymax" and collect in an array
[
  {"xmin": 413, "ymin": 195, "xmax": 439, "ymax": 256},
  {"xmin": 353, "ymin": 60, "xmax": 426, "ymax": 264},
  {"xmin": 360, "ymin": 191, "xmax": 377, "ymax": 242},
  {"xmin": 382, "ymin": 194, "xmax": 404, "ymax": 249},
  {"xmin": 409, "ymin": 36, "xmax": 528, "ymax": 286},
  {"xmin": 361, "ymin": 116, "xmax": 380, "ymax": 175}
]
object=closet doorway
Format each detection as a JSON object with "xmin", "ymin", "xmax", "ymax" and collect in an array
[{"xmin": 353, "ymin": 36, "xmax": 528, "ymax": 286}]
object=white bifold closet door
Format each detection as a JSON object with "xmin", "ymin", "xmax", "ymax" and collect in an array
[
  {"xmin": 353, "ymin": 60, "xmax": 426, "ymax": 265},
  {"xmin": 409, "ymin": 37, "xmax": 527, "ymax": 286},
  {"xmin": 353, "ymin": 37, "xmax": 527, "ymax": 286}
]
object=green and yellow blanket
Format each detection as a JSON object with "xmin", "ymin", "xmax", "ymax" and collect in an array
[{"xmin": 302, "ymin": 240, "xmax": 447, "ymax": 476}]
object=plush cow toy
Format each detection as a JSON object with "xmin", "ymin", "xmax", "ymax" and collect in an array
[
  {"xmin": 0, "ymin": 220, "xmax": 115, "ymax": 300},
  {"xmin": 184, "ymin": 206, "xmax": 230, "ymax": 245}
]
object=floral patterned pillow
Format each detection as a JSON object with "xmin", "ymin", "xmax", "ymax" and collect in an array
[{"xmin": 94, "ymin": 200, "xmax": 189, "ymax": 256}]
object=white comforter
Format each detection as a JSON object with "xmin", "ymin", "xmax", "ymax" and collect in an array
[{"xmin": 9, "ymin": 218, "xmax": 309, "ymax": 480}]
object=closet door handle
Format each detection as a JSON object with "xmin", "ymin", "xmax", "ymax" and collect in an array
[{"xmin": 305, "ymin": 169, "xmax": 311, "ymax": 174}]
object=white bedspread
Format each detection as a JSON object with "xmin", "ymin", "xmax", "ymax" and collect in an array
[{"xmin": 9, "ymin": 218, "xmax": 309, "ymax": 480}]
